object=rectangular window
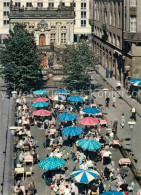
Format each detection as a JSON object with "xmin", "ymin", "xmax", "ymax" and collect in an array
[
  {"xmin": 3, "ymin": 20, "xmax": 9, "ymax": 25},
  {"xmin": 50, "ymin": 33, "xmax": 56, "ymax": 43},
  {"xmin": 130, "ymin": 16, "xmax": 136, "ymax": 32},
  {"xmin": 4, "ymin": 2, "xmax": 10, "ymax": 7},
  {"xmin": 130, "ymin": 0, "xmax": 136, "ymax": 6},
  {"xmin": 3, "ymin": 11, "xmax": 9, "ymax": 16},
  {"xmin": 109, "ymin": 12, "xmax": 112, "ymax": 25},
  {"xmin": 49, "ymin": 3, "xmax": 54, "ymax": 8},
  {"xmin": 61, "ymin": 33, "xmax": 66, "ymax": 44},
  {"xmin": 37, "ymin": 2, "xmax": 43, "ymax": 7},
  {"xmin": 81, "ymin": 11, "xmax": 86, "ymax": 18},
  {"xmin": 15, "ymin": 2, "xmax": 21, "ymax": 7},
  {"xmin": 81, "ymin": 3, "xmax": 86, "ymax": 9},
  {"xmin": 81, "ymin": 20, "xmax": 86, "ymax": 27},
  {"xmin": 26, "ymin": 2, "xmax": 32, "ymax": 7}
]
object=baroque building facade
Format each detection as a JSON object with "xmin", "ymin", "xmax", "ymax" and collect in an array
[
  {"xmin": 89, "ymin": 0, "xmax": 141, "ymax": 83},
  {"xmin": 9, "ymin": 5, "xmax": 74, "ymax": 67},
  {"xmin": 0, "ymin": 0, "xmax": 91, "ymax": 44}
]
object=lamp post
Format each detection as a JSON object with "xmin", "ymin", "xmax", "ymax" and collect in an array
[{"xmin": 128, "ymin": 121, "xmax": 136, "ymax": 155}]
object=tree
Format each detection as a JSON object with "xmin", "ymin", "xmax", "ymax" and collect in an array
[
  {"xmin": 1, "ymin": 23, "xmax": 44, "ymax": 94},
  {"xmin": 58, "ymin": 41, "xmax": 98, "ymax": 92}
]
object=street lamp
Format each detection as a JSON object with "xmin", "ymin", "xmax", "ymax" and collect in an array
[{"xmin": 128, "ymin": 121, "xmax": 136, "ymax": 155}]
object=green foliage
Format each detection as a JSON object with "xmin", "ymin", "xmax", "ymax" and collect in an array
[
  {"xmin": 59, "ymin": 42, "xmax": 98, "ymax": 92},
  {"xmin": 1, "ymin": 23, "xmax": 44, "ymax": 94}
]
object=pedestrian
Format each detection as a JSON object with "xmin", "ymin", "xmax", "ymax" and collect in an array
[
  {"xmin": 131, "ymin": 106, "xmax": 136, "ymax": 121},
  {"xmin": 105, "ymin": 96, "xmax": 110, "ymax": 108},
  {"xmin": 27, "ymin": 181, "xmax": 35, "ymax": 195},
  {"xmin": 120, "ymin": 113, "xmax": 125, "ymax": 128},
  {"xmin": 112, "ymin": 95, "xmax": 116, "ymax": 107},
  {"xmin": 110, "ymin": 69, "xmax": 113, "ymax": 78}
]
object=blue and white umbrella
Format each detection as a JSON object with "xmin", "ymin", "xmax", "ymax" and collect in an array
[
  {"xmin": 101, "ymin": 191, "xmax": 124, "ymax": 195},
  {"xmin": 31, "ymin": 102, "xmax": 49, "ymax": 108},
  {"xmin": 71, "ymin": 169, "xmax": 99, "ymax": 183},
  {"xmin": 67, "ymin": 96, "xmax": 83, "ymax": 102},
  {"xmin": 49, "ymin": 95, "xmax": 66, "ymax": 101},
  {"xmin": 77, "ymin": 139, "xmax": 101, "ymax": 150},
  {"xmin": 56, "ymin": 89, "xmax": 70, "ymax": 95},
  {"xmin": 62, "ymin": 126, "xmax": 83, "ymax": 136},
  {"xmin": 38, "ymin": 157, "xmax": 66, "ymax": 170},
  {"xmin": 57, "ymin": 112, "xmax": 77, "ymax": 121},
  {"xmin": 33, "ymin": 89, "xmax": 48, "ymax": 95},
  {"xmin": 133, "ymin": 81, "xmax": 141, "ymax": 87},
  {"xmin": 128, "ymin": 78, "xmax": 141, "ymax": 84},
  {"xmin": 82, "ymin": 107, "xmax": 100, "ymax": 114}
]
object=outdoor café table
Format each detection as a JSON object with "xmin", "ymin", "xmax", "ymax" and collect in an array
[
  {"xmin": 50, "ymin": 129, "xmax": 56, "ymax": 135},
  {"xmin": 100, "ymin": 120, "xmax": 107, "ymax": 126},
  {"xmin": 14, "ymin": 167, "xmax": 25, "ymax": 180},
  {"xmin": 118, "ymin": 158, "xmax": 131, "ymax": 166},
  {"xmin": 112, "ymin": 140, "xmax": 121, "ymax": 146},
  {"xmin": 24, "ymin": 154, "xmax": 33, "ymax": 166},
  {"xmin": 106, "ymin": 128, "xmax": 112, "ymax": 133}
]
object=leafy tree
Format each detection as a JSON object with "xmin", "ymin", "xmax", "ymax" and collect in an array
[
  {"xmin": 58, "ymin": 41, "xmax": 98, "ymax": 92},
  {"xmin": 1, "ymin": 23, "xmax": 44, "ymax": 94}
]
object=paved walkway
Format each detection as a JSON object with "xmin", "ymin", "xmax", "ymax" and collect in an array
[
  {"xmin": 0, "ymin": 78, "xmax": 14, "ymax": 195},
  {"xmin": 92, "ymin": 66, "xmax": 141, "ymax": 167}
]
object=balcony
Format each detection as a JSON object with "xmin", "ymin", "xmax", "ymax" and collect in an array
[{"xmin": 123, "ymin": 32, "xmax": 141, "ymax": 42}]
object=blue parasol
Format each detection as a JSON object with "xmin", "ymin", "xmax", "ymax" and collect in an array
[
  {"xmin": 82, "ymin": 107, "xmax": 100, "ymax": 114},
  {"xmin": 62, "ymin": 126, "xmax": 83, "ymax": 136},
  {"xmin": 71, "ymin": 169, "xmax": 99, "ymax": 183},
  {"xmin": 31, "ymin": 102, "xmax": 49, "ymax": 108},
  {"xmin": 38, "ymin": 157, "xmax": 66, "ymax": 170},
  {"xmin": 77, "ymin": 139, "xmax": 101, "ymax": 150},
  {"xmin": 33, "ymin": 89, "xmax": 48, "ymax": 95},
  {"xmin": 57, "ymin": 112, "xmax": 77, "ymax": 121},
  {"xmin": 67, "ymin": 96, "xmax": 83, "ymax": 102},
  {"xmin": 56, "ymin": 89, "xmax": 70, "ymax": 95}
]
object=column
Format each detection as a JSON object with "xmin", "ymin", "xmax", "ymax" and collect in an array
[{"xmin": 56, "ymin": 22, "xmax": 61, "ymax": 45}]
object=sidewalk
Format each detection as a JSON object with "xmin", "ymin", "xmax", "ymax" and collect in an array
[
  {"xmin": 97, "ymin": 66, "xmax": 141, "ymax": 117},
  {"xmin": 93, "ymin": 66, "xmax": 141, "ymax": 177}
]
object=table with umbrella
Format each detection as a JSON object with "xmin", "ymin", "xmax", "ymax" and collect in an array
[
  {"xmin": 33, "ymin": 97, "xmax": 49, "ymax": 103},
  {"xmin": 71, "ymin": 169, "xmax": 99, "ymax": 194},
  {"xmin": 33, "ymin": 89, "xmax": 48, "ymax": 95},
  {"xmin": 49, "ymin": 95, "xmax": 66, "ymax": 101},
  {"xmin": 82, "ymin": 107, "xmax": 100, "ymax": 115},
  {"xmin": 56, "ymin": 89, "xmax": 70, "ymax": 95},
  {"xmin": 32, "ymin": 102, "xmax": 49, "ymax": 108},
  {"xmin": 57, "ymin": 112, "xmax": 77, "ymax": 122}
]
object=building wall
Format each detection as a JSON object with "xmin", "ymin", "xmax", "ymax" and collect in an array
[
  {"xmin": 0, "ymin": 0, "xmax": 91, "ymax": 43},
  {"xmin": 90, "ymin": 0, "xmax": 141, "ymax": 81},
  {"xmin": 0, "ymin": 0, "xmax": 10, "ymax": 43}
]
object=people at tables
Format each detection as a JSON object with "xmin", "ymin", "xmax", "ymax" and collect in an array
[
  {"xmin": 18, "ymin": 150, "xmax": 24, "ymax": 164},
  {"xmin": 120, "ymin": 181, "xmax": 128, "ymax": 192},
  {"xmin": 14, "ymin": 184, "xmax": 26, "ymax": 195},
  {"xmin": 27, "ymin": 181, "xmax": 35, "ymax": 195}
]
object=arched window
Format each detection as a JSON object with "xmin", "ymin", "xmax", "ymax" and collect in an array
[{"xmin": 39, "ymin": 34, "xmax": 46, "ymax": 46}]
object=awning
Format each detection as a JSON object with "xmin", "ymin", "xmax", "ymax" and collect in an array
[{"xmin": 1, "ymin": 34, "xmax": 8, "ymax": 39}]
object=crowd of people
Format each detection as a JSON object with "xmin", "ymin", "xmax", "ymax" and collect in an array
[{"xmin": 12, "ymin": 92, "xmax": 138, "ymax": 195}]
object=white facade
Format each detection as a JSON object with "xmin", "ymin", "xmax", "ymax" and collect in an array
[
  {"xmin": 0, "ymin": 0, "xmax": 91, "ymax": 43},
  {"xmin": 0, "ymin": 0, "xmax": 10, "ymax": 43}
]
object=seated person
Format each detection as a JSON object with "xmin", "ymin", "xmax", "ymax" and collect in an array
[
  {"xmin": 99, "ymin": 136, "xmax": 106, "ymax": 145},
  {"xmin": 14, "ymin": 184, "xmax": 24, "ymax": 195},
  {"xmin": 104, "ymin": 166, "xmax": 111, "ymax": 180},
  {"xmin": 120, "ymin": 181, "xmax": 128, "ymax": 192}
]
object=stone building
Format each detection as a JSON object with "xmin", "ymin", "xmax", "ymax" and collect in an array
[
  {"xmin": 89, "ymin": 0, "xmax": 141, "ymax": 83},
  {"xmin": 0, "ymin": 0, "xmax": 91, "ymax": 44},
  {"xmin": 9, "ymin": 5, "xmax": 74, "ymax": 67}
]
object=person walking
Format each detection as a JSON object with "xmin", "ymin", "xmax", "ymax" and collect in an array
[
  {"xmin": 120, "ymin": 113, "xmax": 125, "ymax": 128},
  {"xmin": 105, "ymin": 96, "xmax": 110, "ymax": 108},
  {"xmin": 110, "ymin": 69, "xmax": 113, "ymax": 78},
  {"xmin": 112, "ymin": 95, "xmax": 116, "ymax": 108},
  {"xmin": 131, "ymin": 106, "xmax": 136, "ymax": 121}
]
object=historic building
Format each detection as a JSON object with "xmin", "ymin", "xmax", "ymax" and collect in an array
[
  {"xmin": 0, "ymin": 0, "xmax": 91, "ymax": 44},
  {"xmin": 9, "ymin": 5, "xmax": 74, "ymax": 67},
  {"xmin": 89, "ymin": 0, "xmax": 141, "ymax": 83}
]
